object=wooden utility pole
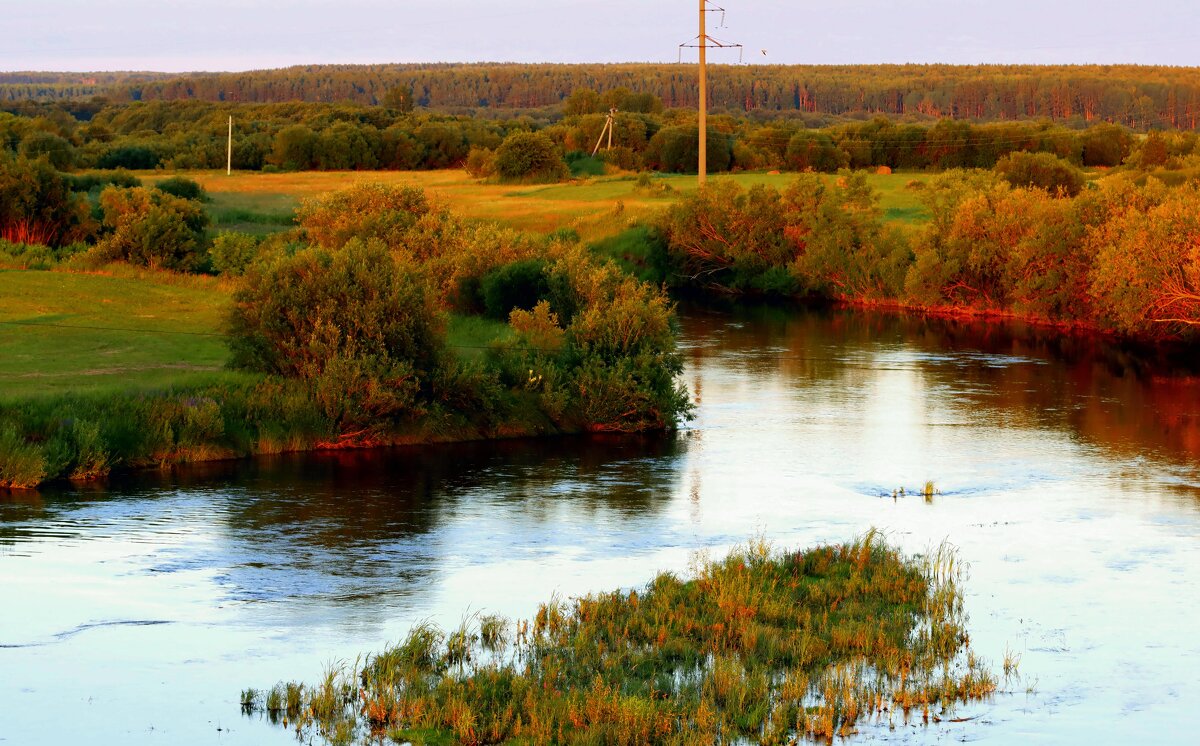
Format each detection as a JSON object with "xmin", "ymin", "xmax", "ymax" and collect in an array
[
  {"xmin": 226, "ymin": 115, "xmax": 232, "ymax": 176},
  {"xmin": 679, "ymin": 3, "xmax": 740, "ymax": 187},
  {"xmin": 591, "ymin": 108, "xmax": 618, "ymax": 157},
  {"xmin": 698, "ymin": 0, "xmax": 707, "ymax": 185}
]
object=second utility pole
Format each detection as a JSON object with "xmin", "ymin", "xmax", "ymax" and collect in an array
[{"xmin": 698, "ymin": 0, "xmax": 707, "ymax": 186}]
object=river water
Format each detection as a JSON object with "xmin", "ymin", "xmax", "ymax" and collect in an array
[{"xmin": 2, "ymin": 304, "xmax": 1199, "ymax": 744}]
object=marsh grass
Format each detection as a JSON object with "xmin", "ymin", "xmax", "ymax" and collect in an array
[{"xmin": 244, "ymin": 532, "xmax": 998, "ymax": 744}]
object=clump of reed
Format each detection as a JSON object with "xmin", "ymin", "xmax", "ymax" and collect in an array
[{"xmin": 243, "ymin": 531, "xmax": 998, "ymax": 744}]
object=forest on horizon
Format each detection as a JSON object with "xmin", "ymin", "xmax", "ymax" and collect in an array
[{"xmin": 2, "ymin": 63, "xmax": 1200, "ymax": 130}]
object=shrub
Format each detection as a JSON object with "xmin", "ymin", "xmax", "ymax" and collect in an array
[
  {"xmin": 97, "ymin": 145, "xmax": 160, "ymax": 170},
  {"xmin": 155, "ymin": 175, "xmax": 208, "ymax": 202},
  {"xmin": 481, "ymin": 259, "xmax": 551, "ymax": 319},
  {"xmin": 463, "ymin": 146, "xmax": 497, "ymax": 179},
  {"xmin": 209, "ymin": 231, "xmax": 260, "ymax": 275},
  {"xmin": 297, "ymin": 182, "xmax": 448, "ymax": 257},
  {"xmin": 1087, "ymin": 184, "xmax": 1200, "ymax": 335},
  {"xmin": 63, "ymin": 170, "xmax": 142, "ymax": 192},
  {"xmin": 228, "ymin": 239, "xmax": 446, "ymax": 431},
  {"xmin": 494, "ymin": 132, "xmax": 569, "ymax": 183},
  {"xmin": 995, "ymin": 151, "xmax": 1085, "ymax": 197},
  {"xmin": 92, "ymin": 186, "xmax": 210, "ymax": 271}
]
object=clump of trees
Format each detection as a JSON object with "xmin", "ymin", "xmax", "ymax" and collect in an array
[
  {"xmin": 656, "ymin": 172, "xmax": 1200, "ymax": 339},
  {"xmin": 228, "ymin": 183, "xmax": 691, "ymax": 438},
  {"xmin": 0, "ymin": 153, "xmax": 94, "ymax": 246}
]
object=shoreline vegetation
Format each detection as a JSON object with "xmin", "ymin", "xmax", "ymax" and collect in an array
[
  {"xmin": 0, "ymin": 179, "xmax": 693, "ymax": 490},
  {"xmin": 240, "ymin": 534, "xmax": 1002, "ymax": 745}
]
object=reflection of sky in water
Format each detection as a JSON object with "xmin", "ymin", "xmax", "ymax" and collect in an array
[{"xmin": 2, "ymin": 305, "xmax": 1199, "ymax": 744}]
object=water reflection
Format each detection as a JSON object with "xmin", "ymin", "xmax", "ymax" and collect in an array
[
  {"xmin": 2, "ymin": 303, "xmax": 1200, "ymax": 745},
  {"xmin": 680, "ymin": 301, "xmax": 1200, "ymax": 470}
]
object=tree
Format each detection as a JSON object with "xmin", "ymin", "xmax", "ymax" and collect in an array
[
  {"xmin": 563, "ymin": 88, "xmax": 602, "ymax": 116},
  {"xmin": 0, "ymin": 153, "xmax": 94, "ymax": 246},
  {"xmin": 643, "ymin": 126, "xmax": 733, "ymax": 174},
  {"xmin": 785, "ymin": 131, "xmax": 849, "ymax": 172},
  {"xmin": 19, "ymin": 131, "xmax": 75, "ymax": 170},
  {"xmin": 381, "ymin": 85, "xmax": 414, "ymax": 114},
  {"xmin": 1079, "ymin": 123, "xmax": 1133, "ymax": 167},
  {"xmin": 494, "ymin": 132, "xmax": 568, "ymax": 183}
]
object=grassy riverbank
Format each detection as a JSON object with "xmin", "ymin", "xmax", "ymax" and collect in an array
[{"xmin": 242, "ymin": 534, "xmax": 998, "ymax": 744}]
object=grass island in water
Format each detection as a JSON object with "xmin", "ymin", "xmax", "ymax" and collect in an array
[{"xmin": 242, "ymin": 533, "xmax": 1001, "ymax": 745}]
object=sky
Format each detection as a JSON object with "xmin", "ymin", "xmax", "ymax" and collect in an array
[{"xmin": 2, "ymin": 0, "xmax": 1196, "ymax": 72}]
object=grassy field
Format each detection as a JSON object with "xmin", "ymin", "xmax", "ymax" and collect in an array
[
  {"xmin": 3, "ymin": 169, "xmax": 928, "ymax": 400},
  {"xmin": 143, "ymin": 169, "xmax": 933, "ymax": 238},
  {"xmin": 0, "ymin": 268, "xmax": 247, "ymax": 400}
]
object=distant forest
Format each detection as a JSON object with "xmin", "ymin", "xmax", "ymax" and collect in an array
[{"xmin": 2, "ymin": 63, "xmax": 1199, "ymax": 130}]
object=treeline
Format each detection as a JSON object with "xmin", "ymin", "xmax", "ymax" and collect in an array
[
  {"xmin": 652, "ymin": 169, "xmax": 1200, "ymax": 339},
  {"xmin": 4, "ymin": 64, "xmax": 1200, "ymax": 130},
  {"xmin": 5, "ymin": 97, "xmax": 1191, "ymax": 175}
]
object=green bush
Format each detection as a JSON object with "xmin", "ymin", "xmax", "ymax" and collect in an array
[
  {"xmin": 494, "ymin": 132, "xmax": 569, "ymax": 183},
  {"xmin": 297, "ymin": 182, "xmax": 446, "ymax": 255},
  {"xmin": 228, "ymin": 239, "xmax": 447, "ymax": 431},
  {"xmin": 155, "ymin": 175, "xmax": 208, "ymax": 202},
  {"xmin": 481, "ymin": 259, "xmax": 551, "ymax": 319},
  {"xmin": 97, "ymin": 145, "xmax": 160, "ymax": 170},
  {"xmin": 92, "ymin": 186, "xmax": 210, "ymax": 271},
  {"xmin": 63, "ymin": 170, "xmax": 142, "ymax": 192},
  {"xmin": 995, "ymin": 151, "xmax": 1085, "ymax": 196},
  {"xmin": 210, "ymin": 231, "xmax": 261, "ymax": 275}
]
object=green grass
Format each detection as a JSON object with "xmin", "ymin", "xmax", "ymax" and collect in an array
[
  {"xmin": 0, "ymin": 269, "xmax": 241, "ymax": 399},
  {"xmin": 446, "ymin": 314, "xmax": 513, "ymax": 362}
]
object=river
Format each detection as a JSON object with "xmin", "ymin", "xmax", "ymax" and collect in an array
[{"xmin": 2, "ymin": 304, "xmax": 1199, "ymax": 744}]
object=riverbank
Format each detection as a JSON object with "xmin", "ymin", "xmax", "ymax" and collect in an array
[{"xmin": 0, "ymin": 255, "xmax": 691, "ymax": 490}]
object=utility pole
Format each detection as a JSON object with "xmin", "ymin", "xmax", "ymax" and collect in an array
[
  {"xmin": 679, "ymin": 3, "xmax": 742, "ymax": 187},
  {"xmin": 698, "ymin": 0, "xmax": 707, "ymax": 185},
  {"xmin": 226, "ymin": 115, "xmax": 232, "ymax": 176},
  {"xmin": 591, "ymin": 108, "xmax": 618, "ymax": 157}
]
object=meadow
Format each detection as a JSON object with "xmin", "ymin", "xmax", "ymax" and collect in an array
[
  {"xmin": 142, "ymin": 169, "xmax": 933, "ymax": 238},
  {"xmin": 2, "ymin": 167, "xmax": 927, "ymax": 394}
]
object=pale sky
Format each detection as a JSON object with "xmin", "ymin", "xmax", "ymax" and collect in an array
[{"xmin": 2, "ymin": 0, "xmax": 1196, "ymax": 72}]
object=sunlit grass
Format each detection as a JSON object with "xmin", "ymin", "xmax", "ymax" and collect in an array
[
  {"xmin": 243, "ymin": 532, "xmax": 998, "ymax": 744},
  {"xmin": 143, "ymin": 169, "xmax": 933, "ymax": 240},
  {"xmin": 0, "ymin": 268, "xmax": 240, "ymax": 399}
]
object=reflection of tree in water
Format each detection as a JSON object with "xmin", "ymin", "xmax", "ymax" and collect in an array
[
  {"xmin": 680, "ymin": 301, "xmax": 1200, "ymax": 466},
  {"xmin": 46, "ymin": 434, "xmax": 689, "ymax": 615}
]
